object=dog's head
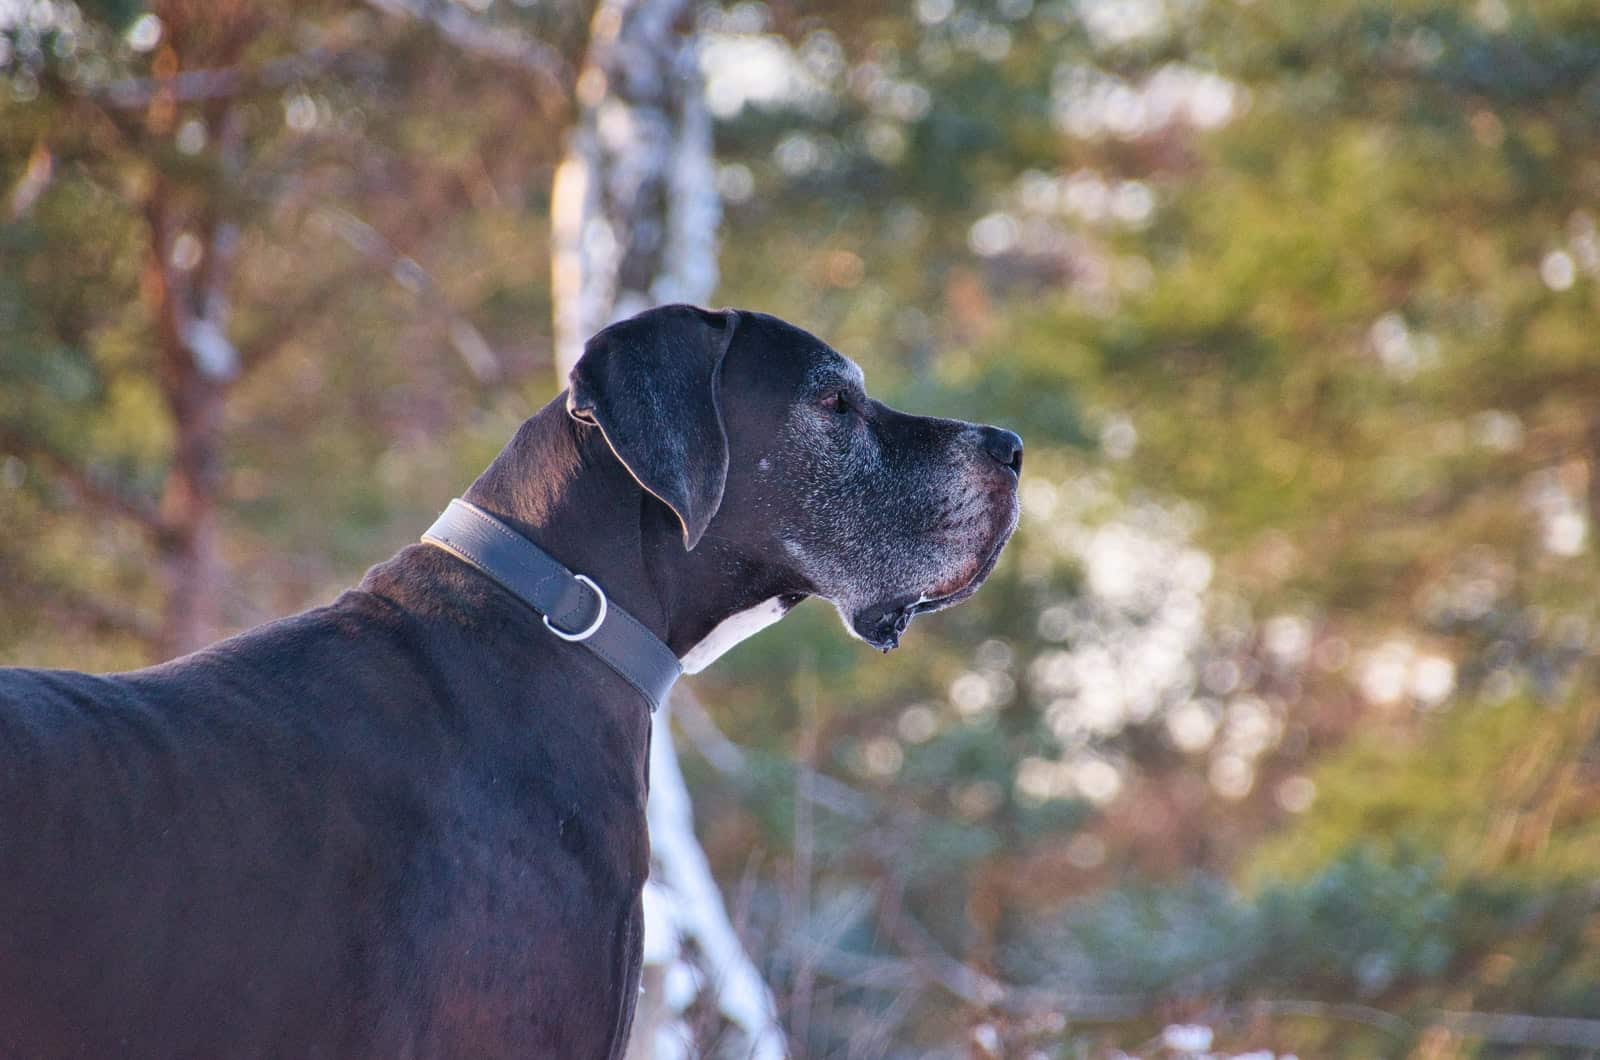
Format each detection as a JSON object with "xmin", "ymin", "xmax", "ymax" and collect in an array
[{"xmin": 568, "ymin": 304, "xmax": 1021, "ymax": 653}]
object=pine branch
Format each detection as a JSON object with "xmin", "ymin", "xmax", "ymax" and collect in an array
[
  {"xmin": 358, "ymin": 0, "xmax": 567, "ymax": 99},
  {"xmin": 319, "ymin": 208, "xmax": 503, "ymax": 383},
  {"xmin": 1432, "ymin": 1009, "xmax": 1600, "ymax": 1049},
  {"xmin": 674, "ymin": 685, "xmax": 883, "ymax": 822},
  {"xmin": 1208, "ymin": 999, "xmax": 1600, "ymax": 1050},
  {"xmin": 96, "ymin": 47, "xmax": 367, "ymax": 109},
  {"xmin": 0, "ymin": 554, "xmax": 161, "ymax": 646},
  {"xmin": 678, "ymin": 690, "xmax": 1600, "ymax": 1046},
  {"xmin": 235, "ymin": 265, "xmax": 372, "ymax": 382},
  {"xmin": 0, "ymin": 426, "xmax": 165, "ymax": 534},
  {"xmin": 869, "ymin": 866, "xmax": 1146, "ymax": 1022},
  {"xmin": 6, "ymin": 141, "xmax": 54, "ymax": 221}
]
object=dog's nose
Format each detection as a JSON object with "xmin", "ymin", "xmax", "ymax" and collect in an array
[{"xmin": 978, "ymin": 426, "xmax": 1023, "ymax": 474}]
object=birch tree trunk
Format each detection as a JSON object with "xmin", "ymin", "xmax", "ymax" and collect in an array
[
  {"xmin": 551, "ymin": 0, "xmax": 718, "ymax": 378},
  {"xmin": 551, "ymin": 3, "xmax": 785, "ymax": 1057}
]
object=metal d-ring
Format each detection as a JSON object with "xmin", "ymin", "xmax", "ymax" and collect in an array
[{"xmin": 544, "ymin": 574, "xmax": 608, "ymax": 642}]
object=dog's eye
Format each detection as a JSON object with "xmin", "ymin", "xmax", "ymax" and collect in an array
[{"xmin": 819, "ymin": 390, "xmax": 852, "ymax": 415}]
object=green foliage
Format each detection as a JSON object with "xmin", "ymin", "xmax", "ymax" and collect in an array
[
  {"xmin": 706, "ymin": 0, "xmax": 1600, "ymax": 1051},
  {"xmin": 1250, "ymin": 694, "xmax": 1600, "ymax": 889}
]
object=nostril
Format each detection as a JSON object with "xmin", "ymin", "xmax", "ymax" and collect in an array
[{"xmin": 980, "ymin": 427, "xmax": 1023, "ymax": 475}]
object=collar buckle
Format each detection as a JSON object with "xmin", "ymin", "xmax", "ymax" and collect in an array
[
  {"xmin": 421, "ymin": 499, "xmax": 680, "ymax": 711},
  {"xmin": 543, "ymin": 574, "xmax": 607, "ymax": 642}
]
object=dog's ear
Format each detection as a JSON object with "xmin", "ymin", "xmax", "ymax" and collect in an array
[{"xmin": 567, "ymin": 305, "xmax": 739, "ymax": 551}]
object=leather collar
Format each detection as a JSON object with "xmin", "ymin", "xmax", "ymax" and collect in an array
[{"xmin": 422, "ymin": 499, "xmax": 680, "ymax": 711}]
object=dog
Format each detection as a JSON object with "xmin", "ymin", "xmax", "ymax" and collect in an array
[{"xmin": 0, "ymin": 305, "xmax": 1021, "ymax": 1058}]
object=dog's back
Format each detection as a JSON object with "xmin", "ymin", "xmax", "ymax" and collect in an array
[
  {"xmin": 0, "ymin": 604, "xmax": 423, "ymax": 1056},
  {"xmin": 0, "ymin": 566, "xmax": 652, "ymax": 1058}
]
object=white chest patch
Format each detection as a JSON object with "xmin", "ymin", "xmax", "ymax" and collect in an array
[{"xmin": 680, "ymin": 596, "xmax": 791, "ymax": 674}]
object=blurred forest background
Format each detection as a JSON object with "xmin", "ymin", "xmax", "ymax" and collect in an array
[{"xmin": 6, "ymin": 0, "xmax": 1600, "ymax": 1056}]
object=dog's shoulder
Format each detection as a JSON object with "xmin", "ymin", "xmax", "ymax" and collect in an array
[{"xmin": 0, "ymin": 665, "xmax": 142, "ymax": 756}]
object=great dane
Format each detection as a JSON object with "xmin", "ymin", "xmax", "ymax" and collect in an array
[{"xmin": 0, "ymin": 305, "xmax": 1021, "ymax": 1058}]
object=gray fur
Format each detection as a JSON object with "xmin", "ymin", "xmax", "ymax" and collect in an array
[{"xmin": 700, "ymin": 316, "xmax": 1022, "ymax": 651}]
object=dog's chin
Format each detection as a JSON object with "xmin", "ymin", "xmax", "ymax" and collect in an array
[
  {"xmin": 847, "ymin": 594, "xmax": 921, "ymax": 653},
  {"xmin": 847, "ymin": 498, "xmax": 1020, "ymax": 653}
]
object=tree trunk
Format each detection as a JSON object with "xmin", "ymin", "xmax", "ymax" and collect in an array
[
  {"xmin": 551, "ymin": 0, "xmax": 719, "ymax": 379},
  {"xmin": 154, "ymin": 372, "xmax": 226, "ymax": 660},
  {"xmin": 142, "ymin": 115, "xmax": 242, "ymax": 659},
  {"xmin": 551, "ymin": 3, "xmax": 785, "ymax": 1057}
]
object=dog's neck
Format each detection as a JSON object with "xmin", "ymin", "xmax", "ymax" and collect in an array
[{"xmin": 460, "ymin": 398, "xmax": 803, "ymax": 664}]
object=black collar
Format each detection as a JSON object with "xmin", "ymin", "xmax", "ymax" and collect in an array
[{"xmin": 421, "ymin": 499, "xmax": 680, "ymax": 711}]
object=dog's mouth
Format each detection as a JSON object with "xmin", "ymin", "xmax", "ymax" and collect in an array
[{"xmin": 849, "ymin": 494, "xmax": 1019, "ymax": 652}]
